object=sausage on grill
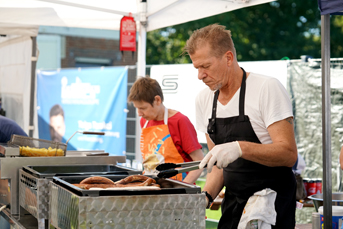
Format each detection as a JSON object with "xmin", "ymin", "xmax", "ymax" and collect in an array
[
  {"xmin": 76, "ymin": 175, "xmax": 158, "ymax": 190},
  {"xmin": 80, "ymin": 176, "xmax": 115, "ymax": 185},
  {"xmin": 114, "ymin": 175, "xmax": 156, "ymax": 185}
]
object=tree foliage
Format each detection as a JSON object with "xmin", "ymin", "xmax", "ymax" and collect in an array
[{"xmin": 146, "ymin": 0, "xmax": 343, "ymax": 65}]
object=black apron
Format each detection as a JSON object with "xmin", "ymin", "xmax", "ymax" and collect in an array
[{"xmin": 207, "ymin": 68, "xmax": 296, "ymax": 229}]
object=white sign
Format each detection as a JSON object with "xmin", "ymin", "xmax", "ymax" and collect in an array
[{"xmin": 151, "ymin": 60, "xmax": 288, "ymax": 143}]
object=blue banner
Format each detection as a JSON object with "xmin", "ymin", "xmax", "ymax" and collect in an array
[{"xmin": 37, "ymin": 67, "xmax": 128, "ymax": 156}]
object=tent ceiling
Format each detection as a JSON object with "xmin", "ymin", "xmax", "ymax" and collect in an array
[
  {"xmin": 0, "ymin": 0, "xmax": 274, "ymax": 32},
  {"xmin": 0, "ymin": 0, "xmax": 136, "ymax": 32},
  {"xmin": 147, "ymin": 0, "xmax": 274, "ymax": 31},
  {"xmin": 317, "ymin": 0, "xmax": 343, "ymax": 15}
]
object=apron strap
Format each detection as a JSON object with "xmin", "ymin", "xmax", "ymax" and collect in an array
[
  {"xmin": 208, "ymin": 68, "xmax": 246, "ymax": 132},
  {"xmin": 207, "ymin": 90, "xmax": 219, "ymax": 135},
  {"xmin": 211, "ymin": 90, "xmax": 219, "ymax": 120},
  {"xmin": 143, "ymin": 106, "xmax": 168, "ymax": 128},
  {"xmin": 210, "ymin": 68, "xmax": 246, "ymax": 122},
  {"xmin": 238, "ymin": 68, "xmax": 247, "ymax": 122},
  {"xmin": 164, "ymin": 107, "xmax": 168, "ymax": 125},
  {"xmin": 143, "ymin": 119, "xmax": 149, "ymax": 128}
]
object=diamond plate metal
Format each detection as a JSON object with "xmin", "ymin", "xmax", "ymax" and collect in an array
[
  {"xmin": 49, "ymin": 182, "xmax": 206, "ymax": 229},
  {"xmin": 19, "ymin": 169, "xmax": 50, "ymax": 220}
]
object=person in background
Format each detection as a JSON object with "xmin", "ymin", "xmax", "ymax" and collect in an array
[
  {"xmin": 0, "ymin": 98, "xmax": 6, "ymax": 116},
  {"xmin": 49, "ymin": 104, "xmax": 66, "ymax": 142},
  {"xmin": 128, "ymin": 77, "xmax": 204, "ymax": 184},
  {"xmin": 340, "ymin": 146, "xmax": 343, "ymax": 170},
  {"xmin": 293, "ymin": 153, "xmax": 306, "ymax": 175},
  {"xmin": 184, "ymin": 24, "xmax": 297, "ymax": 228},
  {"xmin": 0, "ymin": 115, "xmax": 28, "ymax": 143},
  {"xmin": 0, "ymin": 115, "xmax": 26, "ymax": 229}
]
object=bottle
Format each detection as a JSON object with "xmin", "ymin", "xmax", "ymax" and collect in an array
[{"xmin": 248, "ymin": 220, "xmax": 258, "ymax": 229}]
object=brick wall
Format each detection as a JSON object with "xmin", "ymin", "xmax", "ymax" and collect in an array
[{"xmin": 61, "ymin": 36, "xmax": 137, "ymax": 68}]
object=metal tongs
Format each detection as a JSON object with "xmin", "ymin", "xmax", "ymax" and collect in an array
[{"xmin": 156, "ymin": 161, "xmax": 215, "ymax": 179}]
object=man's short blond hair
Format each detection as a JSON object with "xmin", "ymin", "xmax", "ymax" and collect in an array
[{"xmin": 183, "ymin": 24, "xmax": 236, "ymax": 59}]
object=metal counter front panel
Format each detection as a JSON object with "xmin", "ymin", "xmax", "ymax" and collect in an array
[
  {"xmin": 0, "ymin": 156, "xmax": 126, "ymax": 215},
  {"xmin": 49, "ymin": 182, "xmax": 206, "ymax": 229},
  {"xmin": 19, "ymin": 164, "xmax": 141, "ymax": 222},
  {"xmin": 19, "ymin": 169, "xmax": 50, "ymax": 220}
]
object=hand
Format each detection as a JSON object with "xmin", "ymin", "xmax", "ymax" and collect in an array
[{"xmin": 199, "ymin": 141, "xmax": 242, "ymax": 173}]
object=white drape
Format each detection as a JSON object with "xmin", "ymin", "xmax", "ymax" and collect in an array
[{"xmin": 0, "ymin": 35, "xmax": 33, "ymax": 135}]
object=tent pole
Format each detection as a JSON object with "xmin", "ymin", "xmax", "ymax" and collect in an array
[
  {"xmin": 321, "ymin": 14, "xmax": 332, "ymax": 229},
  {"xmin": 135, "ymin": 0, "xmax": 147, "ymax": 163},
  {"xmin": 29, "ymin": 36, "xmax": 37, "ymax": 137},
  {"xmin": 137, "ymin": 23, "xmax": 146, "ymax": 78}
]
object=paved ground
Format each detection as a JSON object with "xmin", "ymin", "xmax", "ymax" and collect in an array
[{"xmin": 295, "ymin": 224, "xmax": 312, "ymax": 229}]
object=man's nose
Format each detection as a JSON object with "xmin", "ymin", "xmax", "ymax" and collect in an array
[
  {"xmin": 137, "ymin": 110, "xmax": 143, "ymax": 116},
  {"xmin": 198, "ymin": 69, "xmax": 206, "ymax": 80}
]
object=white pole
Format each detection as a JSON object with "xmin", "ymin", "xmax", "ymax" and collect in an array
[
  {"xmin": 137, "ymin": 23, "xmax": 146, "ymax": 78},
  {"xmin": 135, "ymin": 0, "xmax": 147, "ymax": 163}
]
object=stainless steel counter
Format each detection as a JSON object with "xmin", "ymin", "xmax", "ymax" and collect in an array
[{"xmin": 0, "ymin": 156, "xmax": 126, "ymax": 216}]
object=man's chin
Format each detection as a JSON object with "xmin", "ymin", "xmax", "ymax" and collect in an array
[
  {"xmin": 209, "ymin": 85, "xmax": 220, "ymax": 91},
  {"xmin": 212, "ymin": 84, "xmax": 221, "ymax": 91},
  {"xmin": 205, "ymin": 83, "xmax": 220, "ymax": 91}
]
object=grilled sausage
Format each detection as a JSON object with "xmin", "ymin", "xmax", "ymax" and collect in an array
[
  {"xmin": 76, "ymin": 175, "xmax": 157, "ymax": 190},
  {"xmin": 114, "ymin": 175, "xmax": 156, "ymax": 185},
  {"xmin": 74, "ymin": 179, "xmax": 160, "ymax": 190},
  {"xmin": 73, "ymin": 183, "xmax": 117, "ymax": 189},
  {"xmin": 114, "ymin": 178, "xmax": 155, "ymax": 187},
  {"xmin": 80, "ymin": 176, "xmax": 115, "ymax": 185},
  {"xmin": 140, "ymin": 178, "xmax": 155, "ymax": 186}
]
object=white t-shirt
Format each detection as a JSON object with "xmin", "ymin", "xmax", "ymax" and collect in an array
[{"xmin": 195, "ymin": 72, "xmax": 293, "ymax": 144}]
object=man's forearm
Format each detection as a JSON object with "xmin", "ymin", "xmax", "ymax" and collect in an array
[
  {"xmin": 203, "ymin": 167, "xmax": 224, "ymax": 199},
  {"xmin": 239, "ymin": 141, "xmax": 297, "ymax": 167},
  {"xmin": 183, "ymin": 169, "xmax": 203, "ymax": 184}
]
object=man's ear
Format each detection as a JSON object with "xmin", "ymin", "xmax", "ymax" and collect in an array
[
  {"xmin": 225, "ymin": 51, "xmax": 234, "ymax": 66},
  {"xmin": 154, "ymin": 95, "xmax": 162, "ymax": 106}
]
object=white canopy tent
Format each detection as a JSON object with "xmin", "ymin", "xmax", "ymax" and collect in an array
[
  {"xmin": 0, "ymin": 0, "xmax": 273, "ymax": 31},
  {"xmin": 0, "ymin": 0, "xmax": 274, "ymax": 156},
  {"xmin": 0, "ymin": 0, "xmax": 274, "ymax": 74}
]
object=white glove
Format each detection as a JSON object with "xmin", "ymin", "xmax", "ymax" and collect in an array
[{"xmin": 199, "ymin": 141, "xmax": 242, "ymax": 173}]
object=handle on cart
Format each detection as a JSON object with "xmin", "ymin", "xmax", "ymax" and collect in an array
[{"xmin": 66, "ymin": 131, "xmax": 105, "ymax": 145}]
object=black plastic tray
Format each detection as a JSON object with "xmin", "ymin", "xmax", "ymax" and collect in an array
[
  {"xmin": 53, "ymin": 174, "xmax": 201, "ymax": 197},
  {"xmin": 23, "ymin": 164, "xmax": 140, "ymax": 178}
]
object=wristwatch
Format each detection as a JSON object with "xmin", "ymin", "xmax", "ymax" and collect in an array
[{"xmin": 202, "ymin": 191, "xmax": 213, "ymax": 209}]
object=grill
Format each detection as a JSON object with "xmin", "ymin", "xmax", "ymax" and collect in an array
[
  {"xmin": 53, "ymin": 174, "xmax": 201, "ymax": 197},
  {"xmin": 49, "ymin": 175, "xmax": 206, "ymax": 228},
  {"xmin": 19, "ymin": 165, "xmax": 140, "ymax": 222}
]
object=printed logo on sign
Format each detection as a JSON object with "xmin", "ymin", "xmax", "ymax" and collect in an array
[
  {"xmin": 61, "ymin": 77, "xmax": 100, "ymax": 105},
  {"xmin": 162, "ymin": 75, "xmax": 178, "ymax": 94}
]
